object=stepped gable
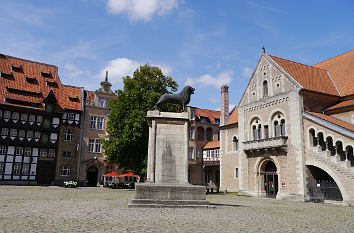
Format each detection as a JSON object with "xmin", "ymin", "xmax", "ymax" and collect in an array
[
  {"xmin": 269, "ymin": 55, "xmax": 340, "ymax": 96},
  {"xmin": 305, "ymin": 111, "xmax": 354, "ymax": 132},
  {"xmin": 313, "ymin": 50, "xmax": 354, "ymax": 96},
  {"xmin": 195, "ymin": 108, "xmax": 220, "ymax": 124},
  {"xmin": 0, "ymin": 54, "xmax": 81, "ymax": 110},
  {"xmin": 224, "ymin": 107, "xmax": 238, "ymax": 126}
]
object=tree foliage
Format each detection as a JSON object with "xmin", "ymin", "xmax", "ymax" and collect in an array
[{"xmin": 103, "ymin": 64, "xmax": 178, "ymax": 175}]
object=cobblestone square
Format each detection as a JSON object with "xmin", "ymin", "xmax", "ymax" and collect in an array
[{"xmin": 0, "ymin": 186, "xmax": 353, "ymax": 232}]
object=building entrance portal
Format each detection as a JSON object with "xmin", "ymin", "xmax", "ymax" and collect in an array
[
  {"xmin": 264, "ymin": 161, "xmax": 278, "ymax": 198},
  {"xmin": 87, "ymin": 166, "xmax": 98, "ymax": 186}
]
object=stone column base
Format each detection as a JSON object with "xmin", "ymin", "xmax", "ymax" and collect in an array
[{"xmin": 128, "ymin": 183, "xmax": 212, "ymax": 208}]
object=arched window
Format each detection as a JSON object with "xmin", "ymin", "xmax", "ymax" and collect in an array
[
  {"xmin": 274, "ymin": 121, "xmax": 280, "ymax": 137},
  {"xmin": 232, "ymin": 136, "xmax": 239, "ymax": 151},
  {"xmin": 280, "ymin": 119, "xmax": 286, "ymax": 136},
  {"xmin": 253, "ymin": 125, "xmax": 257, "ymax": 140},
  {"xmin": 263, "ymin": 80, "xmax": 268, "ymax": 97},
  {"xmin": 309, "ymin": 129, "xmax": 316, "ymax": 146},
  {"xmin": 272, "ymin": 113, "xmax": 285, "ymax": 138},
  {"xmin": 206, "ymin": 128, "xmax": 213, "ymax": 141},
  {"xmin": 258, "ymin": 125, "xmax": 262, "ymax": 140}
]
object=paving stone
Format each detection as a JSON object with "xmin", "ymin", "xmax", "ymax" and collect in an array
[{"xmin": 0, "ymin": 186, "xmax": 353, "ymax": 232}]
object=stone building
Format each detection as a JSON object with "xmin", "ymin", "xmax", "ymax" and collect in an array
[
  {"xmin": 79, "ymin": 71, "xmax": 120, "ymax": 186},
  {"xmin": 188, "ymin": 107, "xmax": 220, "ymax": 185},
  {"xmin": 220, "ymin": 49, "xmax": 354, "ymax": 205},
  {"xmin": 0, "ymin": 54, "xmax": 83, "ymax": 185}
]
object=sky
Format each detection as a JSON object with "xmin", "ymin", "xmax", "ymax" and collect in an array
[{"xmin": 1, "ymin": 0, "xmax": 353, "ymax": 110}]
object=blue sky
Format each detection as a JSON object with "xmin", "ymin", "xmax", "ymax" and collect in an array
[{"xmin": 1, "ymin": 0, "xmax": 353, "ymax": 110}]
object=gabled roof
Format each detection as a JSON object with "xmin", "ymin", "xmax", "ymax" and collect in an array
[
  {"xmin": 224, "ymin": 108, "xmax": 238, "ymax": 126},
  {"xmin": 0, "ymin": 54, "xmax": 82, "ymax": 111},
  {"xmin": 203, "ymin": 141, "xmax": 220, "ymax": 149},
  {"xmin": 268, "ymin": 55, "xmax": 340, "ymax": 96},
  {"xmin": 195, "ymin": 108, "xmax": 220, "ymax": 124},
  {"xmin": 305, "ymin": 111, "xmax": 354, "ymax": 132},
  {"xmin": 313, "ymin": 50, "xmax": 354, "ymax": 96}
]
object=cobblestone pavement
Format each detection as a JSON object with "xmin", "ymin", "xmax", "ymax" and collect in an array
[{"xmin": 0, "ymin": 186, "xmax": 353, "ymax": 233}]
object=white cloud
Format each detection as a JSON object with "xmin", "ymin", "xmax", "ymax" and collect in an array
[
  {"xmin": 185, "ymin": 70, "xmax": 233, "ymax": 88},
  {"xmin": 99, "ymin": 58, "xmax": 172, "ymax": 84},
  {"xmin": 242, "ymin": 67, "xmax": 253, "ymax": 78},
  {"xmin": 99, "ymin": 58, "xmax": 139, "ymax": 83},
  {"xmin": 209, "ymin": 97, "xmax": 217, "ymax": 103},
  {"xmin": 106, "ymin": 0, "xmax": 180, "ymax": 22},
  {"xmin": 63, "ymin": 64, "xmax": 91, "ymax": 78}
]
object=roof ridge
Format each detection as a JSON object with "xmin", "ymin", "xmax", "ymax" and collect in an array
[
  {"xmin": 306, "ymin": 111, "xmax": 354, "ymax": 128},
  {"xmin": 313, "ymin": 49, "xmax": 354, "ymax": 66},
  {"xmin": 0, "ymin": 53, "xmax": 57, "ymax": 68},
  {"xmin": 268, "ymin": 54, "xmax": 329, "ymax": 72}
]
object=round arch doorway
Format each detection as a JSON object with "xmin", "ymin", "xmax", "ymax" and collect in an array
[
  {"xmin": 87, "ymin": 166, "xmax": 98, "ymax": 186},
  {"xmin": 263, "ymin": 161, "xmax": 278, "ymax": 198}
]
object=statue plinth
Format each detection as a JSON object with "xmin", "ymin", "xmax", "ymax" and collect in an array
[{"xmin": 128, "ymin": 110, "xmax": 210, "ymax": 208}]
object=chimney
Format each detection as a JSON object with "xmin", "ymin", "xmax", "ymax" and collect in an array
[{"xmin": 220, "ymin": 85, "xmax": 229, "ymax": 125}]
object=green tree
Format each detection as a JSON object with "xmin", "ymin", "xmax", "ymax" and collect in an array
[{"xmin": 103, "ymin": 64, "xmax": 178, "ymax": 175}]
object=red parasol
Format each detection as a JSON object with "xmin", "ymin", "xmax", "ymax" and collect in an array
[
  {"xmin": 103, "ymin": 172, "xmax": 123, "ymax": 177},
  {"xmin": 122, "ymin": 172, "xmax": 140, "ymax": 177}
]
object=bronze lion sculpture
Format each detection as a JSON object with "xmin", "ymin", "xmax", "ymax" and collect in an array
[{"xmin": 153, "ymin": 85, "xmax": 195, "ymax": 112}]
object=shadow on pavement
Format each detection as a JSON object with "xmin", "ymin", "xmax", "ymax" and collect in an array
[{"xmin": 209, "ymin": 203, "xmax": 247, "ymax": 207}]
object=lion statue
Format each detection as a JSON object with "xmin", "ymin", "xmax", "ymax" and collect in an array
[{"xmin": 153, "ymin": 85, "xmax": 195, "ymax": 112}]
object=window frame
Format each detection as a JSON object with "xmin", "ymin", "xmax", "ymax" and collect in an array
[
  {"xmin": 15, "ymin": 147, "xmax": 23, "ymax": 155},
  {"xmin": 60, "ymin": 166, "xmax": 70, "ymax": 177},
  {"xmin": 48, "ymin": 149, "xmax": 56, "ymax": 158},
  {"xmin": 63, "ymin": 151, "xmax": 72, "ymax": 158},
  {"xmin": 0, "ymin": 145, "xmax": 6, "ymax": 154},
  {"xmin": 95, "ymin": 139, "xmax": 101, "ymax": 153},
  {"xmin": 64, "ymin": 130, "xmax": 74, "ymax": 141},
  {"xmin": 97, "ymin": 117, "xmax": 104, "ymax": 130},
  {"xmin": 88, "ymin": 139, "xmax": 95, "ymax": 152},
  {"xmin": 13, "ymin": 163, "xmax": 21, "ymax": 175},
  {"xmin": 90, "ymin": 116, "xmax": 97, "ymax": 129},
  {"xmin": 98, "ymin": 97, "xmax": 105, "ymax": 107}
]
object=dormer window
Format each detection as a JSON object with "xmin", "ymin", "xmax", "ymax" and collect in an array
[
  {"xmin": 68, "ymin": 96, "xmax": 79, "ymax": 102},
  {"xmin": 46, "ymin": 80, "xmax": 57, "ymax": 87},
  {"xmin": 0, "ymin": 71, "xmax": 13, "ymax": 79},
  {"xmin": 25, "ymin": 75, "xmax": 37, "ymax": 84},
  {"xmin": 263, "ymin": 80, "xmax": 268, "ymax": 97},
  {"xmin": 214, "ymin": 118, "xmax": 220, "ymax": 124},
  {"xmin": 11, "ymin": 63, "xmax": 22, "ymax": 72},
  {"xmin": 200, "ymin": 116, "xmax": 209, "ymax": 123},
  {"xmin": 40, "ymin": 69, "xmax": 51, "ymax": 78}
]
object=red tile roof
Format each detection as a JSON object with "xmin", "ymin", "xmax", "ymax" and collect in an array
[
  {"xmin": 326, "ymin": 99, "xmax": 354, "ymax": 111},
  {"xmin": 305, "ymin": 111, "xmax": 354, "ymax": 132},
  {"xmin": 203, "ymin": 141, "xmax": 220, "ymax": 149},
  {"xmin": 313, "ymin": 50, "xmax": 354, "ymax": 96},
  {"xmin": 0, "ymin": 54, "xmax": 81, "ymax": 111},
  {"xmin": 224, "ymin": 108, "xmax": 238, "ymax": 126},
  {"xmin": 269, "ymin": 55, "xmax": 340, "ymax": 96},
  {"xmin": 195, "ymin": 108, "xmax": 220, "ymax": 124}
]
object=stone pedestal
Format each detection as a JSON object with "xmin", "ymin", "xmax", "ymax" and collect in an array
[{"xmin": 128, "ymin": 110, "xmax": 209, "ymax": 208}]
